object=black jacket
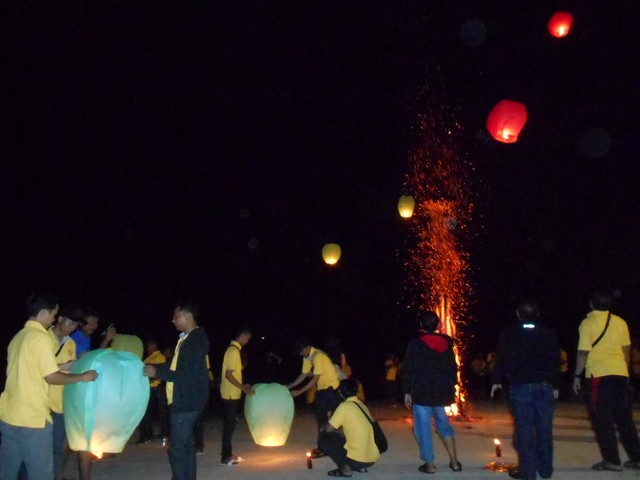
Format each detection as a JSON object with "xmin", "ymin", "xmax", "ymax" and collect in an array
[
  {"xmin": 491, "ymin": 323, "xmax": 561, "ymax": 388},
  {"xmin": 155, "ymin": 327, "xmax": 210, "ymax": 413},
  {"xmin": 403, "ymin": 333, "xmax": 457, "ymax": 406}
]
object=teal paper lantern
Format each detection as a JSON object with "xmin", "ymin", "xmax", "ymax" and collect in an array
[
  {"xmin": 244, "ymin": 383, "xmax": 294, "ymax": 447},
  {"xmin": 64, "ymin": 349, "xmax": 149, "ymax": 455}
]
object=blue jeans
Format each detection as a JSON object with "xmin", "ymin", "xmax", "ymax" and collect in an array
[
  {"xmin": 412, "ymin": 405, "xmax": 454, "ymax": 462},
  {"xmin": 168, "ymin": 410, "xmax": 199, "ymax": 480},
  {"xmin": 509, "ymin": 382, "xmax": 555, "ymax": 480},
  {"xmin": 0, "ymin": 420, "xmax": 53, "ymax": 480}
]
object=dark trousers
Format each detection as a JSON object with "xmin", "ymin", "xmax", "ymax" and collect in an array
[
  {"xmin": 315, "ymin": 388, "xmax": 341, "ymax": 449},
  {"xmin": 221, "ymin": 399, "xmax": 240, "ymax": 462},
  {"xmin": 588, "ymin": 375, "xmax": 640, "ymax": 465},
  {"xmin": 139, "ymin": 386, "xmax": 169, "ymax": 441},
  {"xmin": 509, "ymin": 382, "xmax": 555, "ymax": 480},
  {"xmin": 168, "ymin": 410, "xmax": 199, "ymax": 480},
  {"xmin": 319, "ymin": 431, "xmax": 374, "ymax": 471}
]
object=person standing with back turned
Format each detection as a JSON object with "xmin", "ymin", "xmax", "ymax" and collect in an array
[{"xmin": 573, "ymin": 290, "xmax": 640, "ymax": 471}]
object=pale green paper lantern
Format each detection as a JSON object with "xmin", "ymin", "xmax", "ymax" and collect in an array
[
  {"xmin": 111, "ymin": 333, "xmax": 144, "ymax": 359},
  {"xmin": 244, "ymin": 383, "xmax": 294, "ymax": 447},
  {"xmin": 64, "ymin": 349, "xmax": 149, "ymax": 456}
]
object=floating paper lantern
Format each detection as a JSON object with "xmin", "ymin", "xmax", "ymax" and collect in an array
[
  {"xmin": 486, "ymin": 100, "xmax": 528, "ymax": 143},
  {"xmin": 64, "ymin": 350, "xmax": 149, "ymax": 456},
  {"xmin": 397, "ymin": 195, "xmax": 415, "ymax": 218},
  {"xmin": 322, "ymin": 243, "xmax": 341, "ymax": 265},
  {"xmin": 548, "ymin": 11, "xmax": 573, "ymax": 38},
  {"xmin": 244, "ymin": 383, "xmax": 294, "ymax": 447}
]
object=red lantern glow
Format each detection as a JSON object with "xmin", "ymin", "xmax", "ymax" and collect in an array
[
  {"xmin": 548, "ymin": 11, "xmax": 573, "ymax": 38},
  {"xmin": 486, "ymin": 100, "xmax": 528, "ymax": 144}
]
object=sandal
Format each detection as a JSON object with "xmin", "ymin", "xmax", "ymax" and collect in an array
[
  {"xmin": 418, "ymin": 463, "xmax": 436, "ymax": 474},
  {"xmin": 623, "ymin": 460, "xmax": 640, "ymax": 470},
  {"xmin": 311, "ymin": 448, "xmax": 327, "ymax": 459},
  {"xmin": 327, "ymin": 468, "xmax": 352, "ymax": 477},
  {"xmin": 591, "ymin": 461, "xmax": 623, "ymax": 471},
  {"xmin": 449, "ymin": 461, "xmax": 462, "ymax": 471}
]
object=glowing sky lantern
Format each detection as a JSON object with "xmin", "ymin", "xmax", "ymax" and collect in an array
[
  {"xmin": 244, "ymin": 383, "xmax": 294, "ymax": 446},
  {"xmin": 64, "ymin": 350, "xmax": 149, "ymax": 457},
  {"xmin": 548, "ymin": 11, "xmax": 573, "ymax": 38},
  {"xmin": 397, "ymin": 195, "xmax": 415, "ymax": 218},
  {"xmin": 486, "ymin": 100, "xmax": 528, "ymax": 143},
  {"xmin": 322, "ymin": 243, "xmax": 341, "ymax": 265}
]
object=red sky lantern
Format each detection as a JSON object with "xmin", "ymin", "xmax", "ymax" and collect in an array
[
  {"xmin": 486, "ymin": 100, "xmax": 528, "ymax": 144},
  {"xmin": 548, "ymin": 11, "xmax": 573, "ymax": 38}
]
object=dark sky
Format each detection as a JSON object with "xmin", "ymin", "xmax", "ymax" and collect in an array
[{"xmin": 2, "ymin": 2, "xmax": 639, "ymax": 390}]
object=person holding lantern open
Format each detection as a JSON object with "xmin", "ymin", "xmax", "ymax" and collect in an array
[
  {"xmin": 288, "ymin": 336, "xmax": 341, "ymax": 458},
  {"xmin": 319, "ymin": 378, "xmax": 380, "ymax": 477},
  {"xmin": 219, "ymin": 326, "xmax": 254, "ymax": 466},
  {"xmin": 0, "ymin": 293, "xmax": 98, "ymax": 480},
  {"xmin": 403, "ymin": 311, "xmax": 461, "ymax": 474},
  {"xmin": 491, "ymin": 300, "xmax": 561, "ymax": 480},
  {"xmin": 144, "ymin": 302, "xmax": 210, "ymax": 480}
]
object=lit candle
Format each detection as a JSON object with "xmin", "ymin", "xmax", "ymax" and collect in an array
[
  {"xmin": 494, "ymin": 439, "xmax": 502, "ymax": 458},
  {"xmin": 306, "ymin": 451, "xmax": 313, "ymax": 469}
]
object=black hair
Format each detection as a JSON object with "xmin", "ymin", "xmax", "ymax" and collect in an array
[
  {"xmin": 338, "ymin": 378, "xmax": 358, "ymax": 399},
  {"xmin": 418, "ymin": 311, "xmax": 440, "ymax": 333},
  {"xmin": 26, "ymin": 292, "xmax": 59, "ymax": 318},
  {"xmin": 516, "ymin": 300, "xmax": 541, "ymax": 322},
  {"xmin": 235, "ymin": 325, "xmax": 252, "ymax": 338},
  {"xmin": 294, "ymin": 336, "xmax": 311, "ymax": 354},
  {"xmin": 58, "ymin": 305, "xmax": 86, "ymax": 324},
  {"xmin": 175, "ymin": 301, "xmax": 199, "ymax": 320},
  {"xmin": 590, "ymin": 290, "xmax": 613, "ymax": 311}
]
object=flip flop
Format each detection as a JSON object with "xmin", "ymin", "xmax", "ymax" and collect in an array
[
  {"xmin": 327, "ymin": 468, "xmax": 352, "ymax": 477},
  {"xmin": 623, "ymin": 460, "xmax": 640, "ymax": 470},
  {"xmin": 418, "ymin": 463, "xmax": 436, "ymax": 474},
  {"xmin": 591, "ymin": 461, "xmax": 623, "ymax": 471},
  {"xmin": 449, "ymin": 461, "xmax": 462, "ymax": 472}
]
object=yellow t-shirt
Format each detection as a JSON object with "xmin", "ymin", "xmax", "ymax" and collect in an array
[
  {"xmin": 166, "ymin": 334, "xmax": 188, "ymax": 405},
  {"xmin": 578, "ymin": 310, "xmax": 630, "ymax": 378},
  {"xmin": 48, "ymin": 329, "xmax": 77, "ymax": 414},
  {"xmin": 144, "ymin": 350, "xmax": 167, "ymax": 389},
  {"xmin": 328, "ymin": 397, "xmax": 381, "ymax": 463},
  {"xmin": 302, "ymin": 347, "xmax": 340, "ymax": 391},
  {"xmin": 0, "ymin": 321, "xmax": 60, "ymax": 427},
  {"xmin": 385, "ymin": 359, "xmax": 397, "ymax": 381},
  {"xmin": 220, "ymin": 341, "xmax": 243, "ymax": 400}
]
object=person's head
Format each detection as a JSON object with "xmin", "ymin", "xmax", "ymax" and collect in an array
[
  {"xmin": 417, "ymin": 311, "xmax": 440, "ymax": 333},
  {"xmin": 590, "ymin": 290, "xmax": 613, "ymax": 311},
  {"xmin": 294, "ymin": 336, "xmax": 312, "ymax": 357},
  {"xmin": 82, "ymin": 308, "xmax": 100, "ymax": 336},
  {"xmin": 145, "ymin": 339, "xmax": 160, "ymax": 355},
  {"xmin": 235, "ymin": 325, "xmax": 252, "ymax": 346},
  {"xmin": 338, "ymin": 378, "xmax": 359, "ymax": 400},
  {"xmin": 55, "ymin": 305, "xmax": 86, "ymax": 337},
  {"xmin": 26, "ymin": 292, "xmax": 60, "ymax": 327},
  {"xmin": 172, "ymin": 301, "xmax": 199, "ymax": 333},
  {"xmin": 516, "ymin": 300, "xmax": 541, "ymax": 323}
]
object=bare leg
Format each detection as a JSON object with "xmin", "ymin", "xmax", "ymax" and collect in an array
[
  {"xmin": 78, "ymin": 451, "xmax": 92, "ymax": 480},
  {"xmin": 441, "ymin": 435, "xmax": 461, "ymax": 470}
]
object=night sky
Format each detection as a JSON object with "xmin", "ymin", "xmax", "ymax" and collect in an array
[{"xmin": 2, "ymin": 2, "xmax": 639, "ymax": 393}]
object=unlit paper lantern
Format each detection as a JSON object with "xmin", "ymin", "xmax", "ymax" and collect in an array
[
  {"xmin": 64, "ymin": 350, "xmax": 149, "ymax": 456},
  {"xmin": 548, "ymin": 11, "xmax": 573, "ymax": 38},
  {"xmin": 244, "ymin": 383, "xmax": 294, "ymax": 447},
  {"xmin": 397, "ymin": 195, "xmax": 415, "ymax": 218},
  {"xmin": 322, "ymin": 243, "xmax": 341, "ymax": 265},
  {"xmin": 111, "ymin": 333, "xmax": 144, "ymax": 359},
  {"xmin": 486, "ymin": 100, "xmax": 528, "ymax": 143}
]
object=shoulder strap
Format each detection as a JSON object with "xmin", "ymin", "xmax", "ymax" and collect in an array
[
  {"xmin": 55, "ymin": 341, "xmax": 66, "ymax": 358},
  {"xmin": 591, "ymin": 312, "xmax": 612, "ymax": 348},
  {"xmin": 351, "ymin": 400, "xmax": 374, "ymax": 424}
]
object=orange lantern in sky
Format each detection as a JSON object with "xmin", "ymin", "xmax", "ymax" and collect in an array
[
  {"xmin": 486, "ymin": 100, "xmax": 528, "ymax": 144},
  {"xmin": 322, "ymin": 243, "xmax": 341, "ymax": 265},
  {"xmin": 397, "ymin": 195, "xmax": 415, "ymax": 218},
  {"xmin": 548, "ymin": 11, "xmax": 573, "ymax": 38}
]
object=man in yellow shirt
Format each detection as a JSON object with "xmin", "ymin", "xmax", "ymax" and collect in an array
[
  {"xmin": 137, "ymin": 338, "xmax": 168, "ymax": 444},
  {"xmin": 220, "ymin": 326, "xmax": 254, "ymax": 466},
  {"xmin": 0, "ymin": 293, "xmax": 98, "ymax": 480},
  {"xmin": 288, "ymin": 336, "xmax": 340, "ymax": 458},
  {"xmin": 573, "ymin": 290, "xmax": 640, "ymax": 471},
  {"xmin": 49, "ymin": 305, "xmax": 85, "ymax": 480},
  {"xmin": 320, "ymin": 378, "xmax": 380, "ymax": 477}
]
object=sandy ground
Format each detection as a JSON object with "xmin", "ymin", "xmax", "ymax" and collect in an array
[{"xmin": 62, "ymin": 399, "xmax": 640, "ymax": 479}]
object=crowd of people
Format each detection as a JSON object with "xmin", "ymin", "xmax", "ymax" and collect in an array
[{"xmin": 2, "ymin": 289, "xmax": 640, "ymax": 480}]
